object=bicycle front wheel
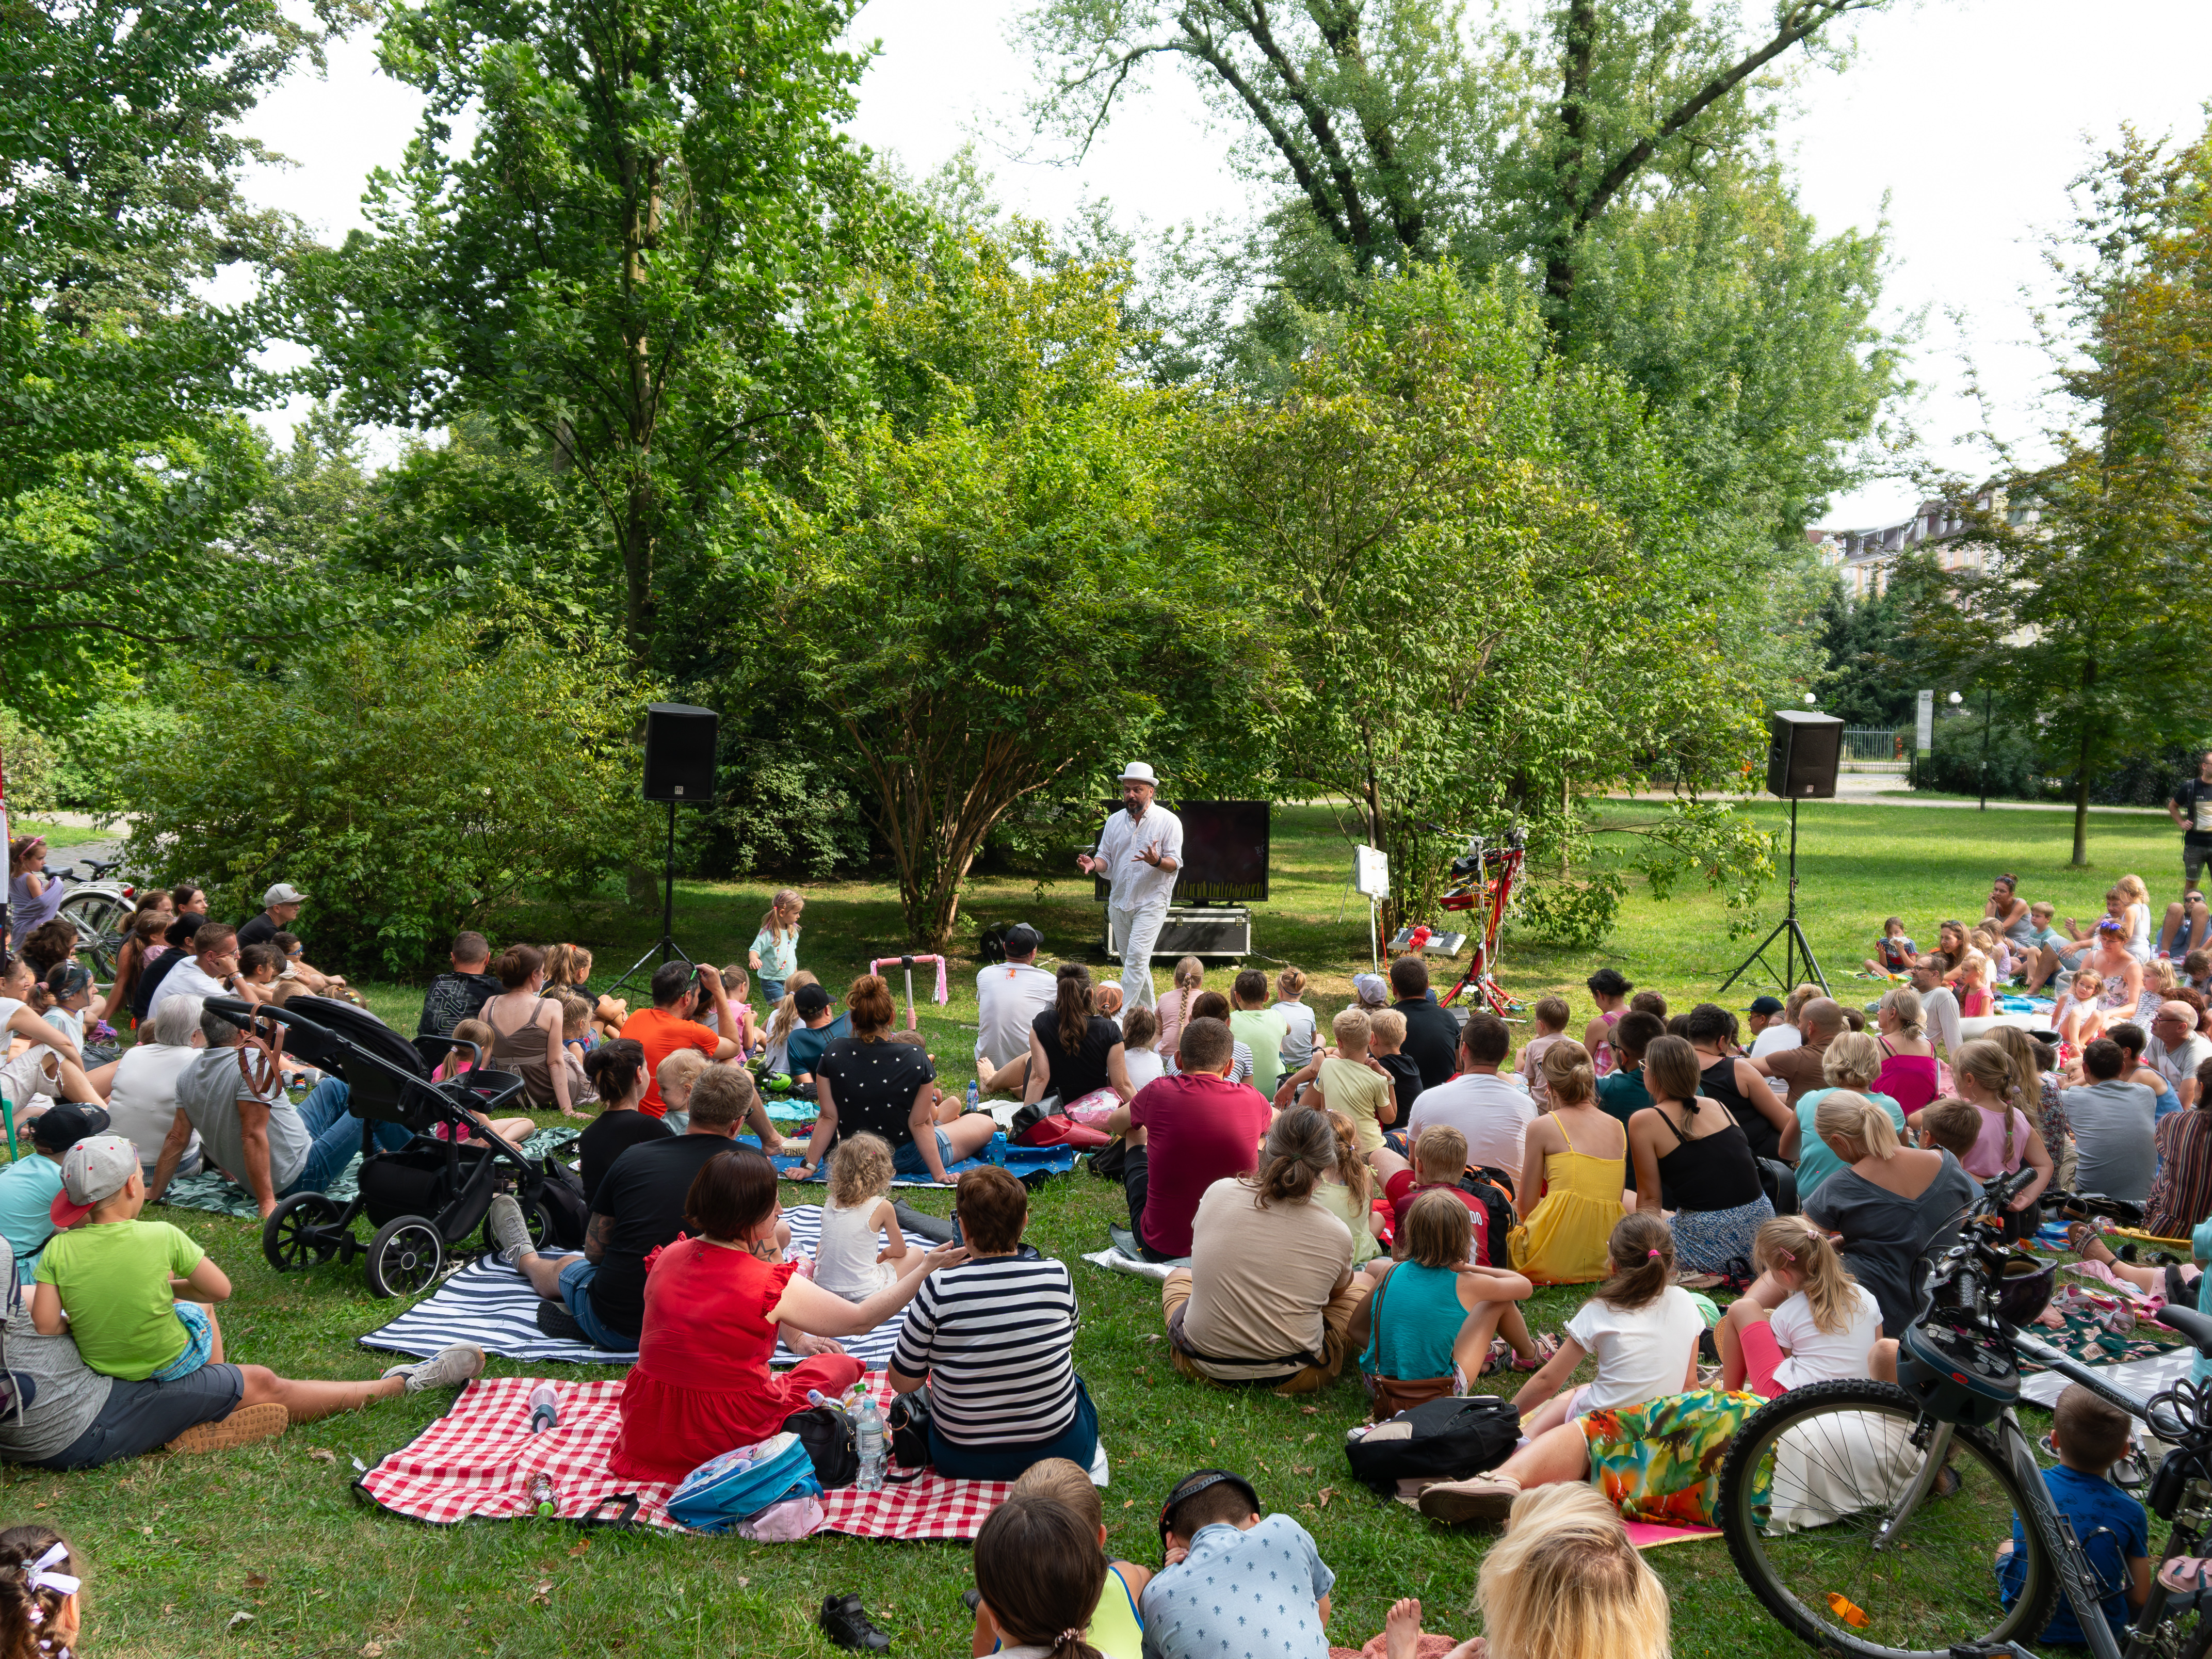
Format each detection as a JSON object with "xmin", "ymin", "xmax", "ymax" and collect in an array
[
  {"xmin": 61, "ymin": 891, "xmax": 126, "ymax": 979},
  {"xmin": 1717, "ymin": 1380, "xmax": 2055, "ymax": 1659}
]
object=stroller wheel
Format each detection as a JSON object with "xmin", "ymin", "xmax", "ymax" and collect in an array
[
  {"xmin": 366, "ymin": 1215, "xmax": 446, "ymax": 1299},
  {"xmin": 263, "ymin": 1192, "xmax": 345, "ymax": 1272}
]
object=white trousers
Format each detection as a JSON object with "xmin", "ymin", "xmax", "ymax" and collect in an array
[{"xmin": 1111, "ymin": 902, "xmax": 1169, "ymax": 1012}]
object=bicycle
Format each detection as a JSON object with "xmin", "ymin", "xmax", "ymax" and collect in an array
[
  {"xmin": 1717, "ymin": 1167, "xmax": 2212, "ymax": 1659},
  {"xmin": 50, "ymin": 858, "xmax": 136, "ymax": 979}
]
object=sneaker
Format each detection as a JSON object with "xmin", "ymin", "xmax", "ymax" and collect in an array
[
  {"xmin": 381, "ymin": 1342, "xmax": 488, "ymax": 1395},
  {"xmin": 167, "ymin": 1401, "xmax": 288, "ymax": 1455},
  {"xmin": 486, "ymin": 1193, "xmax": 534, "ymax": 1267},
  {"xmin": 1417, "ymin": 1473, "xmax": 1522, "ymax": 1525},
  {"xmin": 819, "ymin": 1592, "xmax": 891, "ymax": 1653}
]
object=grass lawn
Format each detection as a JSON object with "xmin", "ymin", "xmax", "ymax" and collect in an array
[{"xmin": 37, "ymin": 801, "xmax": 2168, "ymax": 1658}]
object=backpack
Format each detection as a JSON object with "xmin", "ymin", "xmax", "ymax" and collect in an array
[
  {"xmin": 667, "ymin": 1431, "xmax": 822, "ymax": 1533},
  {"xmin": 1457, "ymin": 1171, "xmax": 1515, "ymax": 1268},
  {"xmin": 1343, "ymin": 1395, "xmax": 1520, "ymax": 1492},
  {"xmin": 1008, "ymin": 1103, "xmax": 1111, "ymax": 1150},
  {"xmin": 780, "ymin": 1403, "xmax": 860, "ymax": 1489},
  {"xmin": 531, "ymin": 1158, "xmax": 591, "ymax": 1251}
]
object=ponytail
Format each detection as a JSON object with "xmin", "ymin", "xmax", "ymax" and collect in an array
[
  {"xmin": 1752, "ymin": 1217, "xmax": 1858, "ymax": 1336},
  {"xmin": 1813, "ymin": 1090, "xmax": 1899, "ymax": 1161},
  {"xmin": 1323, "ymin": 1110, "xmax": 1372, "ymax": 1210},
  {"xmin": 973, "ymin": 1497, "xmax": 1105, "ymax": 1659},
  {"xmin": 1054, "ymin": 963, "xmax": 1092, "ymax": 1055},
  {"xmin": 1594, "ymin": 1212, "xmax": 1672, "ymax": 1312}
]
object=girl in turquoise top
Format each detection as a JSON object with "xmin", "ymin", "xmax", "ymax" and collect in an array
[
  {"xmin": 747, "ymin": 888, "xmax": 804, "ymax": 1004},
  {"xmin": 1359, "ymin": 1188, "xmax": 1535, "ymax": 1388}
]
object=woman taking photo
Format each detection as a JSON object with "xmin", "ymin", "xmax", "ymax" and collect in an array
[
  {"xmin": 1021, "ymin": 964, "xmax": 1134, "ymax": 1116},
  {"xmin": 793, "ymin": 975, "xmax": 997, "ymax": 1185},
  {"xmin": 608, "ymin": 1145, "xmax": 964, "ymax": 1481},
  {"xmin": 1872, "ymin": 987, "xmax": 1939, "ymax": 1113},
  {"xmin": 1803, "ymin": 1091, "xmax": 1977, "ymax": 1336},
  {"xmin": 1626, "ymin": 1035, "xmax": 1773, "ymax": 1275},
  {"xmin": 478, "ymin": 943, "xmax": 576, "ymax": 1115},
  {"xmin": 542, "ymin": 942, "xmax": 626, "ymax": 1042}
]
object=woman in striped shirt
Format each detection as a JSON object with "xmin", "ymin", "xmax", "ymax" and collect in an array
[{"xmin": 887, "ymin": 1165, "xmax": 1095, "ymax": 1482}]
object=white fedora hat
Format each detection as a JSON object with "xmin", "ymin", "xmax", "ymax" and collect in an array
[{"xmin": 1118, "ymin": 762, "xmax": 1158, "ymax": 786}]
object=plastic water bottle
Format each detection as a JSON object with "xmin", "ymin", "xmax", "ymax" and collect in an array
[
  {"xmin": 526, "ymin": 1472, "xmax": 557, "ymax": 1516},
  {"xmin": 805, "ymin": 1389, "xmax": 830, "ymax": 1408},
  {"xmin": 527, "ymin": 1383, "xmax": 559, "ymax": 1433},
  {"xmin": 965, "ymin": 1080, "xmax": 980, "ymax": 1116},
  {"xmin": 853, "ymin": 1394, "xmax": 887, "ymax": 1492}
]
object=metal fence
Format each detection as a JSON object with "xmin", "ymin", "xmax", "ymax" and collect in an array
[{"xmin": 1843, "ymin": 727, "xmax": 1904, "ymax": 762}]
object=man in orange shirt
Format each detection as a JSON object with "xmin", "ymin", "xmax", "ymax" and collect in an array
[{"xmin": 621, "ymin": 961, "xmax": 742, "ymax": 1118}]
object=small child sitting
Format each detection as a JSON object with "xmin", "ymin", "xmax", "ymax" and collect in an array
[
  {"xmin": 1915, "ymin": 1097, "xmax": 1983, "ymax": 1159},
  {"xmin": 1092, "ymin": 981, "xmax": 1125, "ymax": 1027},
  {"xmin": 1866, "ymin": 916, "xmax": 1919, "ymax": 977},
  {"xmin": 656, "ymin": 1047, "xmax": 709, "ymax": 1132},
  {"xmin": 230, "ymin": 942, "xmax": 283, "ymax": 1009},
  {"xmin": 557, "ymin": 993, "xmax": 598, "ymax": 1103},
  {"xmin": 1314, "ymin": 1110, "xmax": 1385, "ymax": 1268},
  {"xmin": 1366, "ymin": 1008, "xmax": 1421, "ymax": 1126},
  {"xmin": 2058, "ymin": 969, "xmax": 2108, "ymax": 1050},
  {"xmin": 1272, "ymin": 967, "xmax": 1318, "ymax": 1075},
  {"xmin": 1140, "ymin": 1469, "xmax": 1332, "ymax": 1659},
  {"xmin": 815, "ymin": 1134, "xmax": 930, "ymax": 1300},
  {"xmin": 1376, "ymin": 1124, "xmax": 1489, "ymax": 1267},
  {"xmin": 1957, "ymin": 951, "xmax": 1997, "ymax": 1018},
  {"xmin": 1120, "ymin": 1006, "xmax": 1166, "ymax": 1093},
  {"xmin": 1516, "ymin": 995, "xmax": 1571, "ymax": 1106},
  {"xmin": 1509, "ymin": 1211, "xmax": 1700, "ymax": 1438},
  {"xmin": 433, "ymin": 1019, "xmax": 536, "ymax": 1145},
  {"xmin": 1715, "ymin": 1217, "xmax": 1881, "ymax": 1396},
  {"xmin": 717, "ymin": 963, "xmax": 762, "ymax": 1054},
  {"xmin": 1309, "ymin": 1007, "xmax": 1393, "ymax": 1156},
  {"xmin": 968, "ymin": 1458, "xmax": 1150, "ymax": 1659},
  {"xmin": 1357, "ymin": 1188, "xmax": 1535, "ymax": 1393},
  {"xmin": 33, "ymin": 1134, "xmax": 233, "ymax": 1382},
  {"xmin": 1997, "ymin": 1383, "xmax": 2148, "ymax": 1647}
]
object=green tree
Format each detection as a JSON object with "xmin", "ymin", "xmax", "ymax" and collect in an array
[
  {"xmin": 118, "ymin": 617, "xmax": 653, "ymax": 973},
  {"xmin": 301, "ymin": 0, "xmax": 886, "ymax": 664},
  {"xmin": 765, "ymin": 223, "xmax": 1277, "ymax": 946}
]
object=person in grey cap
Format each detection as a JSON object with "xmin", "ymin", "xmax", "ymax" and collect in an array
[
  {"xmin": 1077, "ymin": 762, "xmax": 1183, "ymax": 1015},
  {"xmin": 974, "ymin": 924, "xmax": 1057, "ymax": 1094},
  {"xmin": 0, "ymin": 1104, "xmax": 110, "ymax": 1281},
  {"xmin": 235, "ymin": 883, "xmax": 305, "ymax": 951}
]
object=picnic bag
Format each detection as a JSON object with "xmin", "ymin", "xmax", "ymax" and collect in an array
[
  {"xmin": 667, "ymin": 1431, "xmax": 822, "ymax": 1534},
  {"xmin": 1007, "ymin": 1102, "xmax": 1111, "ymax": 1150},
  {"xmin": 887, "ymin": 1390, "xmax": 933, "ymax": 1472},
  {"xmin": 1343, "ymin": 1395, "xmax": 1520, "ymax": 1490},
  {"xmin": 534, "ymin": 1158, "xmax": 591, "ymax": 1250},
  {"xmin": 781, "ymin": 1403, "xmax": 861, "ymax": 1488}
]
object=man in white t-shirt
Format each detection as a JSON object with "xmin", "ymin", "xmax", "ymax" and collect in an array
[
  {"xmin": 1076, "ymin": 762, "xmax": 1183, "ymax": 1014},
  {"xmin": 1909, "ymin": 958, "xmax": 1963, "ymax": 1058},
  {"xmin": 973, "ymin": 924, "xmax": 1058, "ymax": 1095},
  {"xmin": 1403, "ymin": 1013, "xmax": 1535, "ymax": 1187},
  {"xmin": 1749, "ymin": 985, "xmax": 1821, "ymax": 1059},
  {"xmin": 2146, "ymin": 1003, "xmax": 2211, "ymax": 1111},
  {"xmin": 146, "ymin": 924, "xmax": 240, "ymax": 1019}
]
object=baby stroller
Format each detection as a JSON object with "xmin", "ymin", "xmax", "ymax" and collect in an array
[{"xmin": 204, "ymin": 996, "xmax": 583, "ymax": 1298}]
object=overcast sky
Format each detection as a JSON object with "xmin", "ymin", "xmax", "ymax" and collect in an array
[{"xmin": 238, "ymin": 0, "xmax": 2212, "ymax": 529}]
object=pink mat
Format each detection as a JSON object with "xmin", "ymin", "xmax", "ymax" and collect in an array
[
  {"xmin": 1623, "ymin": 1519, "xmax": 1721, "ymax": 1549},
  {"xmin": 358, "ymin": 1373, "xmax": 1010, "ymax": 1538}
]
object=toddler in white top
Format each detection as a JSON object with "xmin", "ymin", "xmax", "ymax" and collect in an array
[
  {"xmin": 1717, "ymin": 1216, "xmax": 1882, "ymax": 1396},
  {"xmin": 1272, "ymin": 966, "xmax": 1319, "ymax": 1072},
  {"xmin": 813, "ymin": 1133, "xmax": 934, "ymax": 1300},
  {"xmin": 1509, "ymin": 1211, "xmax": 1704, "ymax": 1437}
]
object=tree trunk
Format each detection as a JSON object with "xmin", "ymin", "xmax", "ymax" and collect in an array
[
  {"xmin": 2069, "ymin": 650, "xmax": 2097, "ymax": 865},
  {"xmin": 1543, "ymin": 0, "xmax": 1599, "ymax": 331},
  {"xmin": 617, "ymin": 108, "xmax": 664, "ymax": 661}
]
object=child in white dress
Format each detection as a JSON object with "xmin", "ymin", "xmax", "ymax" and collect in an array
[{"xmin": 814, "ymin": 1133, "xmax": 932, "ymax": 1300}]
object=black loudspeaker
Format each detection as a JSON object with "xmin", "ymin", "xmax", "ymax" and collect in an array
[
  {"xmin": 1765, "ymin": 711, "xmax": 1844, "ymax": 800},
  {"xmin": 642, "ymin": 703, "xmax": 719, "ymax": 804}
]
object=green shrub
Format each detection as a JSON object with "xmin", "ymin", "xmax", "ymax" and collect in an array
[
  {"xmin": 0, "ymin": 710, "xmax": 62, "ymax": 818},
  {"xmin": 1910, "ymin": 715, "xmax": 2055, "ymax": 800},
  {"xmin": 116, "ymin": 621, "xmax": 654, "ymax": 974},
  {"xmin": 49, "ymin": 700, "xmax": 185, "ymax": 813}
]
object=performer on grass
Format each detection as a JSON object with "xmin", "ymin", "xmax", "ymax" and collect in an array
[{"xmin": 1077, "ymin": 763, "xmax": 1184, "ymax": 1014}]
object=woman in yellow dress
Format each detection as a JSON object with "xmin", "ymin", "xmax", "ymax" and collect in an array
[{"xmin": 1509, "ymin": 1040, "xmax": 1629, "ymax": 1284}]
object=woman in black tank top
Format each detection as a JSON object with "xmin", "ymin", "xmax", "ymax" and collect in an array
[{"xmin": 1626, "ymin": 1036, "xmax": 1775, "ymax": 1275}]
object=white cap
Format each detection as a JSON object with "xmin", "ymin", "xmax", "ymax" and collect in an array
[
  {"xmin": 264, "ymin": 883, "xmax": 308, "ymax": 906},
  {"xmin": 1118, "ymin": 762, "xmax": 1158, "ymax": 786}
]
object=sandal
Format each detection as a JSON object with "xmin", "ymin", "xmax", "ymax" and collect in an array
[
  {"xmin": 2068, "ymin": 1222, "xmax": 2114, "ymax": 1263},
  {"xmin": 2159, "ymin": 1558, "xmax": 2212, "ymax": 1596},
  {"xmin": 1506, "ymin": 1334, "xmax": 1561, "ymax": 1373}
]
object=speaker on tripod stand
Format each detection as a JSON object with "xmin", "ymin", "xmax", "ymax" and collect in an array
[
  {"xmin": 1719, "ymin": 711, "xmax": 1843, "ymax": 997},
  {"xmin": 612, "ymin": 703, "xmax": 719, "ymax": 994}
]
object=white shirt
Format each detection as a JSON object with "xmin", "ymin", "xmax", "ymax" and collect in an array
[
  {"xmin": 1768, "ymin": 1283, "xmax": 1882, "ymax": 1392},
  {"xmin": 2149, "ymin": 1032, "xmax": 2212, "ymax": 1095},
  {"xmin": 973, "ymin": 961, "xmax": 1059, "ymax": 1069},
  {"xmin": 149, "ymin": 957, "xmax": 231, "ymax": 1019},
  {"xmin": 1921, "ymin": 987, "xmax": 1962, "ymax": 1057},
  {"xmin": 106, "ymin": 1043, "xmax": 204, "ymax": 1168},
  {"xmin": 1123, "ymin": 1049, "xmax": 1166, "ymax": 1091},
  {"xmin": 1094, "ymin": 801, "xmax": 1184, "ymax": 912},
  {"xmin": 1405, "ymin": 1070, "xmax": 1536, "ymax": 1186},
  {"xmin": 1562, "ymin": 1285, "xmax": 1703, "ymax": 1410},
  {"xmin": 1749, "ymin": 1024, "xmax": 1802, "ymax": 1059}
]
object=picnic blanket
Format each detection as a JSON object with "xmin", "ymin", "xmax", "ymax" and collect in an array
[
  {"xmin": 358, "ymin": 1373, "xmax": 1025, "ymax": 1538},
  {"xmin": 756, "ymin": 1137, "xmax": 1080, "ymax": 1186},
  {"xmin": 2021, "ymin": 1343, "xmax": 2198, "ymax": 1409},
  {"xmin": 1081, "ymin": 1226, "xmax": 1190, "ymax": 1283},
  {"xmin": 160, "ymin": 1125, "xmax": 583, "ymax": 1219},
  {"xmin": 2018, "ymin": 1304, "xmax": 2183, "ymax": 1373},
  {"xmin": 359, "ymin": 1205, "xmax": 905, "ymax": 1368}
]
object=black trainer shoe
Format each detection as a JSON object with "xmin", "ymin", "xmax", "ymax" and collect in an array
[{"xmin": 820, "ymin": 1593, "xmax": 891, "ymax": 1653}]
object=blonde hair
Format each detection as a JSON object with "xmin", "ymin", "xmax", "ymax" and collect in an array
[
  {"xmin": 448, "ymin": 1018, "xmax": 493, "ymax": 1068},
  {"xmin": 1879, "ymin": 986, "xmax": 1925, "ymax": 1039},
  {"xmin": 829, "ymin": 1133, "xmax": 896, "ymax": 1206},
  {"xmin": 1814, "ymin": 1090, "xmax": 1899, "ymax": 1161},
  {"xmin": 758, "ymin": 886, "xmax": 804, "ymax": 944},
  {"xmin": 1985, "ymin": 1025, "xmax": 2049, "ymax": 1115},
  {"xmin": 2117, "ymin": 874, "xmax": 2150, "ymax": 907},
  {"xmin": 1332, "ymin": 1006, "xmax": 1373, "ymax": 1051},
  {"xmin": 1010, "ymin": 1457, "xmax": 1103, "ymax": 1535},
  {"xmin": 763, "ymin": 969, "xmax": 821, "ymax": 1049},
  {"xmin": 1367, "ymin": 1008, "xmax": 1407, "ymax": 1051},
  {"xmin": 1476, "ymin": 1485, "xmax": 1669, "ymax": 1659},
  {"xmin": 1412, "ymin": 1123, "xmax": 1467, "ymax": 1181},
  {"xmin": 657, "ymin": 1046, "xmax": 708, "ymax": 1101},
  {"xmin": 556, "ymin": 992, "xmax": 593, "ymax": 1039},
  {"xmin": 1540, "ymin": 1038, "xmax": 1596, "ymax": 1107},
  {"xmin": 1168, "ymin": 957, "xmax": 1206, "ymax": 1048},
  {"xmin": 1952, "ymin": 1039, "xmax": 2020, "ymax": 1155},
  {"xmin": 1275, "ymin": 967, "xmax": 1308, "ymax": 1001},
  {"xmin": 1752, "ymin": 1217, "xmax": 1857, "ymax": 1335},
  {"xmin": 1820, "ymin": 1031, "xmax": 1884, "ymax": 1092},
  {"xmin": 1323, "ymin": 1109, "xmax": 1371, "ymax": 1210},
  {"xmin": 1402, "ymin": 1186, "xmax": 1474, "ymax": 1269}
]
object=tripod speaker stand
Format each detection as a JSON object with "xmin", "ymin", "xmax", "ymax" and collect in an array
[
  {"xmin": 1718, "ymin": 710, "xmax": 1843, "ymax": 998},
  {"xmin": 610, "ymin": 703, "xmax": 719, "ymax": 996}
]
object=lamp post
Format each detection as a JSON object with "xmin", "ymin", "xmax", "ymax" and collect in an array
[{"xmin": 1979, "ymin": 686, "xmax": 1994, "ymax": 811}]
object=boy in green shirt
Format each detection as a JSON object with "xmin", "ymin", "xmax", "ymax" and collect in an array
[{"xmin": 33, "ymin": 1134, "xmax": 232, "ymax": 1382}]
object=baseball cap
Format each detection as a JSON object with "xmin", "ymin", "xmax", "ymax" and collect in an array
[
  {"xmin": 1158, "ymin": 1468, "xmax": 1262, "ymax": 1547},
  {"xmin": 794, "ymin": 984, "xmax": 833, "ymax": 1019},
  {"xmin": 30, "ymin": 1103, "xmax": 110, "ymax": 1158},
  {"xmin": 264, "ymin": 882, "xmax": 307, "ymax": 906},
  {"xmin": 1003, "ymin": 923, "xmax": 1044, "ymax": 956},
  {"xmin": 49, "ymin": 1134, "xmax": 140, "ymax": 1229},
  {"xmin": 1351, "ymin": 973, "xmax": 1389, "ymax": 1009},
  {"xmin": 1747, "ymin": 995, "xmax": 1785, "ymax": 1016}
]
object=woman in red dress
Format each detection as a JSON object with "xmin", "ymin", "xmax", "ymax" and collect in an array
[{"xmin": 609, "ymin": 1145, "xmax": 964, "ymax": 1481}]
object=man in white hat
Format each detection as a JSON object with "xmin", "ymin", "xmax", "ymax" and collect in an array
[
  {"xmin": 1077, "ymin": 763, "xmax": 1184, "ymax": 1013},
  {"xmin": 235, "ymin": 882, "xmax": 305, "ymax": 950}
]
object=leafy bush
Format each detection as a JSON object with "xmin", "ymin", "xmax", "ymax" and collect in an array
[
  {"xmin": 0, "ymin": 710, "xmax": 62, "ymax": 818},
  {"xmin": 49, "ymin": 700, "xmax": 186, "ymax": 813},
  {"xmin": 117, "ymin": 620, "xmax": 654, "ymax": 974},
  {"xmin": 1910, "ymin": 715, "xmax": 2055, "ymax": 800}
]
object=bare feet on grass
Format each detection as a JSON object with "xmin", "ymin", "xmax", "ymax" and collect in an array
[{"xmin": 1384, "ymin": 1598, "xmax": 1424, "ymax": 1659}]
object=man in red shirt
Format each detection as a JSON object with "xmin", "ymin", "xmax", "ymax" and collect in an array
[
  {"xmin": 1105, "ymin": 1017, "xmax": 1272, "ymax": 1261},
  {"xmin": 620, "ymin": 961, "xmax": 742, "ymax": 1118}
]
